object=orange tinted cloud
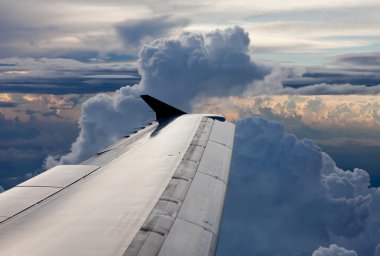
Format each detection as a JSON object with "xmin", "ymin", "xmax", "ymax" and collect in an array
[{"xmin": 193, "ymin": 95, "xmax": 380, "ymax": 128}]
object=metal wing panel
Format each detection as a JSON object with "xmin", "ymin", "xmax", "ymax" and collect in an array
[
  {"xmin": 123, "ymin": 117, "xmax": 213, "ymax": 256},
  {"xmin": 157, "ymin": 119, "xmax": 235, "ymax": 256},
  {"xmin": 158, "ymin": 218, "xmax": 215, "ymax": 256},
  {"xmin": 197, "ymin": 141, "xmax": 232, "ymax": 183},
  {"xmin": 17, "ymin": 165, "xmax": 100, "ymax": 188},
  {"xmin": 208, "ymin": 119, "xmax": 235, "ymax": 147},
  {"xmin": 0, "ymin": 112, "xmax": 235, "ymax": 256},
  {"xmin": 176, "ymin": 172, "xmax": 226, "ymax": 235},
  {"xmin": 0, "ymin": 187, "xmax": 60, "ymax": 218},
  {"xmin": 0, "ymin": 164, "xmax": 99, "ymax": 222},
  {"xmin": 124, "ymin": 118, "xmax": 235, "ymax": 256},
  {"xmin": 0, "ymin": 114, "xmax": 203, "ymax": 256}
]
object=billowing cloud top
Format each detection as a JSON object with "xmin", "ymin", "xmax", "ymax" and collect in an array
[
  {"xmin": 137, "ymin": 26, "xmax": 268, "ymax": 109},
  {"xmin": 45, "ymin": 26, "xmax": 268, "ymax": 166}
]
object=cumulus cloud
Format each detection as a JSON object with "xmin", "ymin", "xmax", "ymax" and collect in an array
[
  {"xmin": 137, "ymin": 26, "xmax": 269, "ymax": 110},
  {"xmin": 312, "ymin": 244, "xmax": 358, "ymax": 256},
  {"xmin": 45, "ymin": 86, "xmax": 147, "ymax": 167},
  {"xmin": 47, "ymin": 26, "xmax": 268, "ymax": 166},
  {"xmin": 217, "ymin": 116, "xmax": 380, "ymax": 256}
]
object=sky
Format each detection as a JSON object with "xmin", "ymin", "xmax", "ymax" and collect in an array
[{"xmin": 0, "ymin": 0, "xmax": 380, "ymax": 255}]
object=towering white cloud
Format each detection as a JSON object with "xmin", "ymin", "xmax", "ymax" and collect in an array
[
  {"xmin": 46, "ymin": 26, "xmax": 268, "ymax": 166},
  {"xmin": 137, "ymin": 26, "xmax": 268, "ymax": 110},
  {"xmin": 45, "ymin": 86, "xmax": 146, "ymax": 166}
]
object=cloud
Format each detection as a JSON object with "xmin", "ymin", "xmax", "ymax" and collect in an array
[
  {"xmin": 0, "ymin": 93, "xmax": 17, "ymax": 108},
  {"xmin": 0, "ymin": 101, "xmax": 17, "ymax": 108},
  {"xmin": 0, "ymin": 93, "xmax": 89, "ymax": 123},
  {"xmin": 115, "ymin": 16, "xmax": 189, "ymax": 52},
  {"xmin": 0, "ymin": 112, "xmax": 79, "ymax": 189},
  {"xmin": 0, "ymin": 57, "xmax": 140, "ymax": 94},
  {"xmin": 138, "ymin": 26, "xmax": 269, "ymax": 110},
  {"xmin": 334, "ymin": 52, "xmax": 380, "ymax": 68},
  {"xmin": 242, "ymin": 65, "xmax": 380, "ymax": 96},
  {"xmin": 193, "ymin": 94, "xmax": 380, "ymax": 130},
  {"xmin": 312, "ymin": 244, "xmax": 358, "ymax": 256},
  {"xmin": 217, "ymin": 116, "xmax": 380, "ymax": 256},
  {"xmin": 280, "ymin": 83, "xmax": 380, "ymax": 95},
  {"xmin": 46, "ymin": 26, "xmax": 268, "ymax": 166},
  {"xmin": 44, "ymin": 86, "xmax": 148, "ymax": 167}
]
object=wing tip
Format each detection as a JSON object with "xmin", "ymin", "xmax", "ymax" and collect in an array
[{"xmin": 140, "ymin": 95, "xmax": 187, "ymax": 121}]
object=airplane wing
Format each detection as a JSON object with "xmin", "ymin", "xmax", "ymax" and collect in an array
[{"xmin": 0, "ymin": 95, "xmax": 235, "ymax": 256}]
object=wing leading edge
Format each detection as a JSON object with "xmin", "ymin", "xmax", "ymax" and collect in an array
[{"xmin": 0, "ymin": 95, "xmax": 235, "ymax": 256}]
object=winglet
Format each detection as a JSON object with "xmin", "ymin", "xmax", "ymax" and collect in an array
[{"xmin": 141, "ymin": 95, "xmax": 187, "ymax": 121}]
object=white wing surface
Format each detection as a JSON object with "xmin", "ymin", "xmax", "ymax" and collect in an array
[{"xmin": 0, "ymin": 95, "xmax": 235, "ymax": 256}]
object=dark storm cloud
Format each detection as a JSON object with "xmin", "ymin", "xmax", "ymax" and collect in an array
[{"xmin": 116, "ymin": 16, "xmax": 189, "ymax": 49}]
